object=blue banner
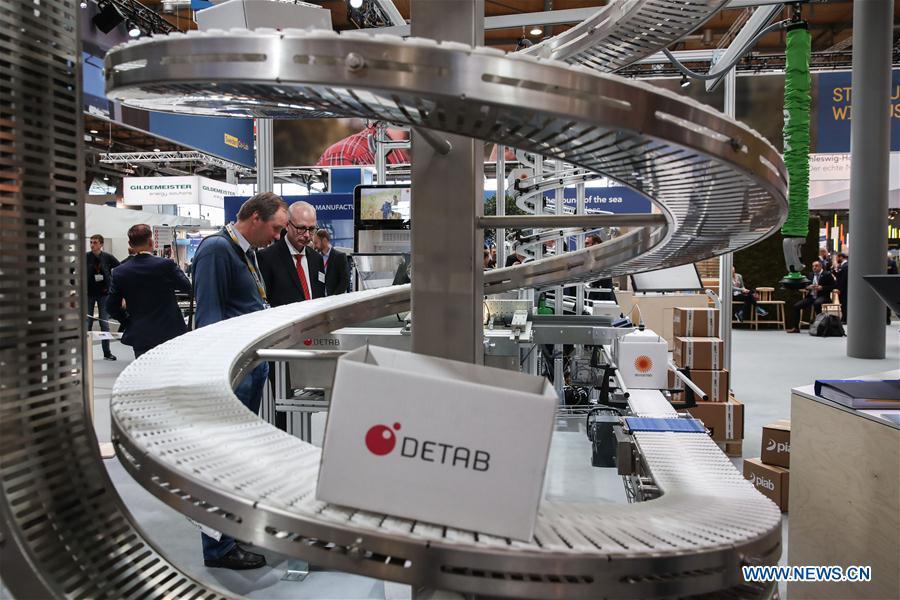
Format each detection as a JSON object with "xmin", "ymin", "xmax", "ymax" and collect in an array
[
  {"xmin": 816, "ymin": 70, "xmax": 900, "ymax": 153},
  {"xmin": 485, "ymin": 185, "xmax": 651, "ymax": 214},
  {"xmin": 149, "ymin": 112, "xmax": 255, "ymax": 167}
]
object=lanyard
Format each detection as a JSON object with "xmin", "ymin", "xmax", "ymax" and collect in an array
[{"xmin": 225, "ymin": 223, "xmax": 269, "ymax": 307}]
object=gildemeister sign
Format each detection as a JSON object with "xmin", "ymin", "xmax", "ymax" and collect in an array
[{"xmin": 124, "ymin": 176, "xmax": 237, "ymax": 208}]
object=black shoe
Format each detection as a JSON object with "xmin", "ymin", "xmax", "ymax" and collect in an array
[
  {"xmin": 103, "ymin": 354, "xmax": 117, "ymax": 361},
  {"xmin": 204, "ymin": 546, "xmax": 266, "ymax": 570}
]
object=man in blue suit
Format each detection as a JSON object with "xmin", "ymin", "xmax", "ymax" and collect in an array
[{"xmin": 106, "ymin": 224, "xmax": 191, "ymax": 359}]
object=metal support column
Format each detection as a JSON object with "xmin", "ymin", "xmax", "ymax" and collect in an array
[
  {"xmin": 256, "ymin": 119, "xmax": 274, "ymax": 193},
  {"xmin": 847, "ymin": 0, "xmax": 892, "ymax": 359},
  {"xmin": 718, "ymin": 66, "xmax": 736, "ymax": 374},
  {"xmin": 496, "ymin": 146, "xmax": 506, "ymax": 268},
  {"xmin": 410, "ymin": 0, "xmax": 485, "ymax": 364}
]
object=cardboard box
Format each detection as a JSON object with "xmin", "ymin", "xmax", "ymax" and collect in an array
[
  {"xmin": 761, "ymin": 419, "xmax": 791, "ymax": 468},
  {"xmin": 686, "ymin": 398, "xmax": 744, "ymax": 442},
  {"xmin": 317, "ymin": 345, "xmax": 557, "ymax": 541},
  {"xmin": 673, "ymin": 337, "xmax": 724, "ymax": 370},
  {"xmin": 744, "ymin": 457, "xmax": 789, "ymax": 512},
  {"xmin": 668, "ymin": 368, "xmax": 729, "ymax": 402},
  {"xmin": 673, "ymin": 307, "xmax": 720, "ymax": 337},
  {"xmin": 718, "ymin": 440, "xmax": 743, "ymax": 458},
  {"xmin": 612, "ymin": 329, "xmax": 668, "ymax": 390}
]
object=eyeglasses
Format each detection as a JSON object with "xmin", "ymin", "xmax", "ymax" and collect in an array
[{"xmin": 289, "ymin": 222, "xmax": 317, "ymax": 234}]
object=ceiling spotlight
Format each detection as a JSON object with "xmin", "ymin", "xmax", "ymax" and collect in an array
[
  {"xmin": 80, "ymin": 0, "xmax": 88, "ymax": 8},
  {"xmin": 127, "ymin": 21, "xmax": 141, "ymax": 37},
  {"xmin": 153, "ymin": 148, "xmax": 161, "ymax": 152},
  {"xmin": 89, "ymin": 129, "xmax": 98, "ymax": 134},
  {"xmin": 103, "ymin": 174, "xmax": 109, "ymax": 181},
  {"xmin": 530, "ymin": 26, "xmax": 543, "ymax": 36},
  {"xmin": 680, "ymin": 74, "xmax": 691, "ymax": 88},
  {"xmin": 349, "ymin": 0, "xmax": 363, "ymax": 8}
]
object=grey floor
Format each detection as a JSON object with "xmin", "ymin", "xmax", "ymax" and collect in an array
[{"xmin": 43, "ymin": 325, "xmax": 900, "ymax": 598}]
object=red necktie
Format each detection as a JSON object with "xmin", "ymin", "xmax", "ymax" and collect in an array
[{"xmin": 294, "ymin": 254, "xmax": 311, "ymax": 301}]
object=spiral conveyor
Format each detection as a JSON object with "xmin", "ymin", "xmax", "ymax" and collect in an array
[{"xmin": 1, "ymin": 2, "xmax": 790, "ymax": 599}]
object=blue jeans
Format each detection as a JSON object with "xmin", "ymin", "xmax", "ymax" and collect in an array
[
  {"xmin": 202, "ymin": 362, "xmax": 269, "ymax": 560},
  {"xmin": 86, "ymin": 295, "xmax": 112, "ymax": 356}
]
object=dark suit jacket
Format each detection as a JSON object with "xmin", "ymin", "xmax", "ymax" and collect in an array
[
  {"xmin": 106, "ymin": 254, "xmax": 191, "ymax": 352},
  {"xmin": 808, "ymin": 270, "xmax": 835, "ymax": 300},
  {"xmin": 323, "ymin": 248, "xmax": 350, "ymax": 295},
  {"xmin": 257, "ymin": 238, "xmax": 326, "ymax": 307},
  {"xmin": 834, "ymin": 261, "xmax": 848, "ymax": 294}
]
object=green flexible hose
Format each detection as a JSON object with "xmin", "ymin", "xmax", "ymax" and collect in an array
[{"xmin": 781, "ymin": 25, "xmax": 811, "ymax": 239}]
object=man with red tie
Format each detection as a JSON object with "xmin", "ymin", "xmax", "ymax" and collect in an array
[{"xmin": 258, "ymin": 201, "xmax": 326, "ymax": 307}]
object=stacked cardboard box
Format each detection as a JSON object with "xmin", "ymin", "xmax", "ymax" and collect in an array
[
  {"xmin": 671, "ymin": 308, "xmax": 743, "ymax": 450},
  {"xmin": 743, "ymin": 420, "xmax": 791, "ymax": 512}
]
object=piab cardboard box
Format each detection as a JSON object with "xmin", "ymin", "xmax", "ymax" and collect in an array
[
  {"xmin": 744, "ymin": 458, "xmax": 789, "ymax": 512},
  {"xmin": 686, "ymin": 397, "xmax": 744, "ymax": 442},
  {"xmin": 668, "ymin": 369, "xmax": 729, "ymax": 402},
  {"xmin": 673, "ymin": 307, "xmax": 720, "ymax": 337},
  {"xmin": 317, "ymin": 345, "xmax": 557, "ymax": 541},
  {"xmin": 673, "ymin": 337, "xmax": 724, "ymax": 370},
  {"xmin": 761, "ymin": 420, "xmax": 791, "ymax": 468}
]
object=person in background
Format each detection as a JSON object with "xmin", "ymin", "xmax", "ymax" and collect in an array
[
  {"xmin": 834, "ymin": 252, "xmax": 848, "ymax": 324},
  {"xmin": 86, "ymin": 234, "xmax": 120, "ymax": 360},
  {"xmin": 483, "ymin": 248, "xmax": 495, "ymax": 269},
  {"xmin": 316, "ymin": 123, "xmax": 409, "ymax": 166},
  {"xmin": 258, "ymin": 201, "xmax": 326, "ymax": 306},
  {"xmin": 191, "ymin": 192, "xmax": 289, "ymax": 571},
  {"xmin": 731, "ymin": 266, "xmax": 764, "ymax": 322},
  {"xmin": 314, "ymin": 228, "xmax": 350, "ymax": 295},
  {"xmin": 105, "ymin": 224, "xmax": 191, "ymax": 359},
  {"xmin": 818, "ymin": 247, "xmax": 832, "ymax": 271},
  {"xmin": 585, "ymin": 234, "xmax": 615, "ymax": 301},
  {"xmin": 787, "ymin": 259, "xmax": 834, "ymax": 333}
]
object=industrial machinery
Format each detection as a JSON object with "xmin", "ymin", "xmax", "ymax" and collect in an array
[{"xmin": 2, "ymin": 1, "xmax": 789, "ymax": 599}]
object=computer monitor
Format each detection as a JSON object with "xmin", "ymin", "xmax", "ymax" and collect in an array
[
  {"xmin": 630, "ymin": 264, "xmax": 704, "ymax": 293},
  {"xmin": 353, "ymin": 185, "xmax": 412, "ymax": 290}
]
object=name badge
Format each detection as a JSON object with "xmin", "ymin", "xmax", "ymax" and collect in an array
[
  {"xmin": 318, "ymin": 271, "xmax": 326, "ymax": 283},
  {"xmin": 94, "ymin": 274, "xmax": 104, "ymax": 282}
]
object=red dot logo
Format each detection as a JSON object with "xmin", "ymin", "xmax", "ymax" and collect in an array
[
  {"xmin": 303, "ymin": 338, "xmax": 313, "ymax": 346},
  {"xmin": 634, "ymin": 355, "xmax": 653, "ymax": 373},
  {"xmin": 365, "ymin": 422, "xmax": 401, "ymax": 456}
]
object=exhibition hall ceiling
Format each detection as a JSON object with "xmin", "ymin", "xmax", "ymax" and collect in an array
[{"xmin": 140, "ymin": 0, "xmax": 867, "ymax": 54}]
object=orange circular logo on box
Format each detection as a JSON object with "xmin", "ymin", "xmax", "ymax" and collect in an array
[{"xmin": 634, "ymin": 355, "xmax": 653, "ymax": 373}]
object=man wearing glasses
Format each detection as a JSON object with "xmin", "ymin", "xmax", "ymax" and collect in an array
[{"xmin": 258, "ymin": 201, "xmax": 326, "ymax": 308}]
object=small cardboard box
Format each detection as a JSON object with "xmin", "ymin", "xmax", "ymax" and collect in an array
[
  {"xmin": 673, "ymin": 307, "xmax": 720, "ymax": 337},
  {"xmin": 761, "ymin": 420, "xmax": 791, "ymax": 468},
  {"xmin": 686, "ymin": 398, "xmax": 744, "ymax": 442},
  {"xmin": 673, "ymin": 337, "xmax": 724, "ymax": 370},
  {"xmin": 317, "ymin": 345, "xmax": 557, "ymax": 541},
  {"xmin": 668, "ymin": 369, "xmax": 729, "ymax": 402},
  {"xmin": 744, "ymin": 457, "xmax": 789, "ymax": 512},
  {"xmin": 613, "ymin": 329, "xmax": 668, "ymax": 390}
]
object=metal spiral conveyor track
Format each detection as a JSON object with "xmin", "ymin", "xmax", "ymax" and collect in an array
[
  {"xmin": 101, "ymin": 17, "xmax": 788, "ymax": 600},
  {"xmin": 1, "ymin": 2, "xmax": 789, "ymax": 599}
]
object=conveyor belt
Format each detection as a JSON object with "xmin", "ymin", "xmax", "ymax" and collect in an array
[
  {"xmin": 111, "ymin": 289, "xmax": 782, "ymax": 599},
  {"xmin": 523, "ymin": 0, "xmax": 729, "ymax": 72},
  {"xmin": 105, "ymin": 29, "xmax": 787, "ymax": 294}
]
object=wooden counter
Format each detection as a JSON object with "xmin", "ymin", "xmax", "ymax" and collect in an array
[{"xmin": 787, "ymin": 373, "xmax": 900, "ymax": 599}]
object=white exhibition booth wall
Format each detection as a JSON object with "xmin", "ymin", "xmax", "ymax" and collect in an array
[
  {"xmin": 84, "ymin": 204, "xmax": 208, "ymax": 260},
  {"xmin": 809, "ymin": 152, "xmax": 900, "ymax": 211}
]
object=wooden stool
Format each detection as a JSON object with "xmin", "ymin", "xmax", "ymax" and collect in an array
[{"xmin": 753, "ymin": 286, "xmax": 786, "ymax": 331}]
